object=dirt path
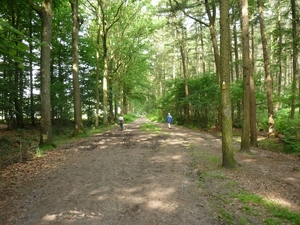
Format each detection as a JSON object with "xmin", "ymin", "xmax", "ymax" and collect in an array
[{"xmin": 1, "ymin": 117, "xmax": 300, "ymax": 224}]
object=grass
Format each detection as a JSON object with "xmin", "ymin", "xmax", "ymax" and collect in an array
[
  {"xmin": 141, "ymin": 123, "xmax": 161, "ymax": 132},
  {"xmin": 187, "ymin": 143, "xmax": 300, "ymax": 225},
  {"xmin": 233, "ymin": 191, "xmax": 300, "ymax": 225}
]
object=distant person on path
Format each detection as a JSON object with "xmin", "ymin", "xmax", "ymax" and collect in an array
[
  {"xmin": 118, "ymin": 115, "xmax": 124, "ymax": 130},
  {"xmin": 166, "ymin": 113, "xmax": 173, "ymax": 129}
]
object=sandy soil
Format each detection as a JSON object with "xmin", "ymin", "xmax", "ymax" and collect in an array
[{"xmin": 0, "ymin": 117, "xmax": 299, "ymax": 225}]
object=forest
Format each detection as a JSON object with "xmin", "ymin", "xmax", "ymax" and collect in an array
[{"xmin": 0, "ymin": 0, "xmax": 300, "ymax": 168}]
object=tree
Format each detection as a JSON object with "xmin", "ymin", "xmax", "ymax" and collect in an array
[
  {"xmin": 26, "ymin": 0, "xmax": 53, "ymax": 146},
  {"xmin": 204, "ymin": 0, "xmax": 221, "ymax": 81},
  {"xmin": 220, "ymin": 0, "xmax": 236, "ymax": 168},
  {"xmin": 70, "ymin": 0, "xmax": 85, "ymax": 136},
  {"xmin": 290, "ymin": 0, "xmax": 298, "ymax": 118},
  {"xmin": 239, "ymin": 0, "xmax": 251, "ymax": 152},
  {"xmin": 99, "ymin": 0, "xmax": 123, "ymax": 126},
  {"xmin": 168, "ymin": 0, "xmax": 190, "ymax": 125},
  {"xmin": 257, "ymin": 0, "xmax": 274, "ymax": 133}
]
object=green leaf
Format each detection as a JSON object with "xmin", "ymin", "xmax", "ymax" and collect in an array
[{"xmin": 8, "ymin": 49, "xmax": 17, "ymax": 56}]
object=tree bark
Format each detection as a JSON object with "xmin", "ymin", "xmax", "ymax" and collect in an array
[
  {"xmin": 220, "ymin": 0, "xmax": 236, "ymax": 168},
  {"xmin": 27, "ymin": 0, "xmax": 53, "ymax": 146},
  {"xmin": 70, "ymin": 0, "xmax": 85, "ymax": 136},
  {"xmin": 275, "ymin": 3, "xmax": 283, "ymax": 111},
  {"xmin": 204, "ymin": 0, "xmax": 220, "ymax": 82},
  {"xmin": 239, "ymin": 0, "xmax": 251, "ymax": 152},
  {"xmin": 95, "ymin": 3, "xmax": 101, "ymax": 128},
  {"xmin": 257, "ymin": 0, "xmax": 274, "ymax": 132},
  {"xmin": 290, "ymin": 0, "xmax": 297, "ymax": 118}
]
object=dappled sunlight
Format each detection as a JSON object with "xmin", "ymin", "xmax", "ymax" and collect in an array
[
  {"xmin": 241, "ymin": 158, "xmax": 257, "ymax": 163},
  {"xmin": 264, "ymin": 194, "xmax": 294, "ymax": 209},
  {"xmin": 42, "ymin": 210, "xmax": 104, "ymax": 223},
  {"xmin": 42, "ymin": 214, "xmax": 57, "ymax": 221},
  {"xmin": 285, "ymin": 177, "xmax": 299, "ymax": 182},
  {"xmin": 150, "ymin": 154, "xmax": 183, "ymax": 164},
  {"xmin": 172, "ymin": 131, "xmax": 188, "ymax": 137},
  {"xmin": 147, "ymin": 200, "xmax": 165, "ymax": 209},
  {"xmin": 113, "ymin": 185, "xmax": 177, "ymax": 212},
  {"xmin": 171, "ymin": 155, "xmax": 182, "ymax": 160}
]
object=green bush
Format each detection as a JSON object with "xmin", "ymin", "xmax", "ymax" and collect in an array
[{"xmin": 274, "ymin": 110, "xmax": 300, "ymax": 153}]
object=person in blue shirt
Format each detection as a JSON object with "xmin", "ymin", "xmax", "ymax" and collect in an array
[{"xmin": 166, "ymin": 113, "xmax": 173, "ymax": 129}]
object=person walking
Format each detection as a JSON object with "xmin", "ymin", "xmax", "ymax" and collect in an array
[
  {"xmin": 118, "ymin": 115, "xmax": 124, "ymax": 130},
  {"xmin": 166, "ymin": 113, "xmax": 173, "ymax": 129}
]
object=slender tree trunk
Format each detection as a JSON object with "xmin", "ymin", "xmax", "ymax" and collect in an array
[
  {"xmin": 11, "ymin": 14, "xmax": 24, "ymax": 129},
  {"xmin": 257, "ymin": 0, "xmax": 274, "ymax": 133},
  {"xmin": 233, "ymin": 9, "xmax": 239, "ymax": 80},
  {"xmin": 29, "ymin": 11, "xmax": 35, "ymax": 126},
  {"xmin": 200, "ymin": 25, "xmax": 206, "ymax": 75},
  {"xmin": 249, "ymin": 57, "xmax": 257, "ymax": 146},
  {"xmin": 249, "ymin": 14, "xmax": 257, "ymax": 147},
  {"xmin": 220, "ymin": 0, "xmax": 236, "ymax": 168},
  {"xmin": 276, "ymin": 3, "xmax": 282, "ymax": 111},
  {"xmin": 168, "ymin": 0, "xmax": 190, "ymax": 125},
  {"xmin": 290, "ymin": 0, "xmax": 297, "ymax": 118},
  {"xmin": 195, "ymin": 25, "xmax": 200, "ymax": 75},
  {"xmin": 102, "ymin": 33, "xmax": 109, "ymax": 126},
  {"xmin": 70, "ymin": 0, "xmax": 84, "ymax": 136},
  {"xmin": 99, "ymin": 0, "xmax": 124, "ymax": 126},
  {"xmin": 179, "ymin": 31, "xmax": 190, "ymax": 125},
  {"xmin": 204, "ymin": 0, "xmax": 220, "ymax": 81},
  {"xmin": 14, "ymin": 65, "xmax": 24, "ymax": 128},
  {"xmin": 95, "ymin": 11, "xmax": 101, "ymax": 128},
  {"xmin": 239, "ymin": 0, "xmax": 251, "ymax": 152}
]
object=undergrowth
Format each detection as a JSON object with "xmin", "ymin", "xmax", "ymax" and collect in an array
[{"xmin": 188, "ymin": 141, "xmax": 300, "ymax": 225}]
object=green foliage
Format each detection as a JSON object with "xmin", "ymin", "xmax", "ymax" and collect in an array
[
  {"xmin": 0, "ymin": 20, "xmax": 29, "ymax": 69},
  {"xmin": 123, "ymin": 114, "xmax": 139, "ymax": 123},
  {"xmin": 158, "ymin": 74, "xmax": 220, "ymax": 128},
  {"xmin": 274, "ymin": 110, "xmax": 300, "ymax": 153}
]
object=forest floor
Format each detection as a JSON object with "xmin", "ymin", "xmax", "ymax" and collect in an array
[{"xmin": 0, "ymin": 117, "xmax": 300, "ymax": 225}]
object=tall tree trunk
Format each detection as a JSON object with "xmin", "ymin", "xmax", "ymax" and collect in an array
[
  {"xmin": 249, "ymin": 56, "xmax": 257, "ymax": 146},
  {"xmin": 233, "ymin": 6, "xmax": 241, "ymax": 124},
  {"xmin": 14, "ymin": 66, "xmax": 24, "ymax": 128},
  {"xmin": 40, "ymin": 0, "xmax": 53, "ymax": 146},
  {"xmin": 98, "ymin": 0, "xmax": 123, "ymax": 125},
  {"xmin": 102, "ymin": 33, "xmax": 109, "ymax": 126},
  {"xmin": 239, "ymin": 0, "xmax": 251, "ymax": 152},
  {"xmin": 95, "ymin": 4, "xmax": 101, "ymax": 128},
  {"xmin": 29, "ymin": 10, "xmax": 35, "ymax": 126},
  {"xmin": 168, "ymin": 0, "xmax": 190, "ymax": 125},
  {"xmin": 179, "ymin": 30, "xmax": 190, "ymax": 125},
  {"xmin": 249, "ymin": 14, "xmax": 257, "ymax": 147},
  {"xmin": 27, "ymin": 0, "xmax": 53, "ymax": 146},
  {"xmin": 276, "ymin": 3, "xmax": 283, "ymax": 111},
  {"xmin": 257, "ymin": 0, "xmax": 274, "ymax": 133},
  {"xmin": 200, "ymin": 25, "xmax": 206, "ymax": 75},
  {"xmin": 290, "ymin": 0, "xmax": 297, "ymax": 118},
  {"xmin": 11, "ymin": 13, "xmax": 24, "ymax": 129},
  {"xmin": 204, "ymin": 0, "xmax": 220, "ymax": 81},
  {"xmin": 220, "ymin": 0, "xmax": 236, "ymax": 168},
  {"xmin": 70, "ymin": 0, "xmax": 84, "ymax": 136}
]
